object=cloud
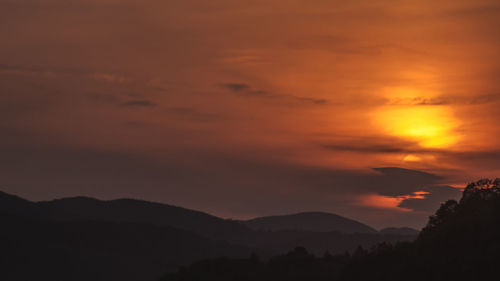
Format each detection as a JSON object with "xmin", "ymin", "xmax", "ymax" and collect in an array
[
  {"xmin": 221, "ymin": 83, "xmax": 251, "ymax": 92},
  {"xmin": 345, "ymin": 169, "xmax": 455, "ymax": 216},
  {"xmin": 369, "ymin": 167, "xmax": 441, "ymax": 197},
  {"xmin": 436, "ymin": 150, "xmax": 500, "ymax": 173},
  {"xmin": 286, "ymin": 35, "xmax": 383, "ymax": 56},
  {"xmin": 91, "ymin": 72, "xmax": 128, "ymax": 83},
  {"xmin": 0, "ymin": 64, "xmax": 131, "ymax": 83},
  {"xmin": 0, "ymin": 64, "xmax": 56, "ymax": 78},
  {"xmin": 324, "ymin": 143, "xmax": 412, "ymax": 154},
  {"xmin": 221, "ymin": 83, "xmax": 269, "ymax": 97},
  {"xmin": 121, "ymin": 100, "xmax": 157, "ymax": 107},
  {"xmin": 385, "ymin": 97, "xmax": 449, "ymax": 106},
  {"xmin": 0, "ymin": 64, "xmax": 159, "ymax": 107},
  {"xmin": 221, "ymin": 82, "xmax": 328, "ymax": 105},
  {"xmin": 398, "ymin": 185, "xmax": 462, "ymax": 212},
  {"xmin": 414, "ymin": 98, "xmax": 448, "ymax": 106},
  {"xmin": 321, "ymin": 137, "xmax": 437, "ymax": 154},
  {"xmin": 442, "ymin": 3, "xmax": 500, "ymax": 18},
  {"xmin": 383, "ymin": 94, "xmax": 500, "ymax": 107},
  {"xmin": 468, "ymin": 94, "xmax": 500, "ymax": 105},
  {"xmin": 0, "ymin": 133, "xmax": 454, "ymax": 229},
  {"xmin": 294, "ymin": 96, "xmax": 328, "ymax": 105}
]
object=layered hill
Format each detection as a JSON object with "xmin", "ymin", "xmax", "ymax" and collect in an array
[{"xmin": 242, "ymin": 212, "xmax": 377, "ymax": 234}]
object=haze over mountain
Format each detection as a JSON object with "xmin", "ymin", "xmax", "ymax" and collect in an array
[{"xmin": 243, "ymin": 212, "xmax": 377, "ymax": 234}]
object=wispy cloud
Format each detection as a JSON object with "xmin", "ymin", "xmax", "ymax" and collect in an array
[
  {"xmin": 121, "ymin": 100, "xmax": 157, "ymax": 107},
  {"xmin": 221, "ymin": 83, "xmax": 251, "ymax": 92},
  {"xmin": 321, "ymin": 137, "xmax": 434, "ymax": 154},
  {"xmin": 398, "ymin": 185, "xmax": 462, "ymax": 212},
  {"xmin": 221, "ymin": 82, "xmax": 329, "ymax": 105}
]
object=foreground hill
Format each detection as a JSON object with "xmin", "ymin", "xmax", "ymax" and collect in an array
[
  {"xmin": 0, "ymin": 212, "xmax": 250, "ymax": 281},
  {"xmin": 242, "ymin": 212, "xmax": 377, "ymax": 234},
  {"xmin": 161, "ymin": 178, "xmax": 500, "ymax": 281}
]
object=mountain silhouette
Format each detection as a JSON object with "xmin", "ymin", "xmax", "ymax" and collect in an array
[
  {"xmin": 242, "ymin": 212, "xmax": 377, "ymax": 234},
  {"xmin": 0, "ymin": 190, "xmax": 417, "ymax": 281},
  {"xmin": 0, "ymin": 191, "xmax": 39, "ymax": 215},
  {"xmin": 0, "ymin": 191, "xmax": 250, "ymax": 241}
]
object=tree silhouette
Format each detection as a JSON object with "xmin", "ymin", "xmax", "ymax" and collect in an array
[{"xmin": 161, "ymin": 178, "xmax": 500, "ymax": 281}]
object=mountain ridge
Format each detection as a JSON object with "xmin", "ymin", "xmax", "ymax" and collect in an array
[
  {"xmin": 0, "ymin": 191, "xmax": 417, "ymax": 237},
  {"xmin": 0, "ymin": 191, "xmax": 250, "ymax": 241},
  {"xmin": 242, "ymin": 211, "xmax": 377, "ymax": 234},
  {"xmin": 0, "ymin": 190, "xmax": 419, "ymax": 281}
]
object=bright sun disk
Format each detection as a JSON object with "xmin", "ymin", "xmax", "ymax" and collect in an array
[{"xmin": 375, "ymin": 97, "xmax": 460, "ymax": 148}]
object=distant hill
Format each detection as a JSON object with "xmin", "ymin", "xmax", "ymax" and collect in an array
[
  {"xmin": 242, "ymin": 212, "xmax": 377, "ymax": 234},
  {"xmin": 0, "ymin": 191, "xmax": 250, "ymax": 241},
  {"xmin": 379, "ymin": 227, "xmax": 419, "ymax": 236}
]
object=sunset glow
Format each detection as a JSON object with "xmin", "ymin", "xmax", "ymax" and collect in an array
[
  {"xmin": 372, "ymin": 86, "xmax": 461, "ymax": 149},
  {"xmin": 1, "ymin": 0, "xmax": 500, "ymax": 229},
  {"xmin": 376, "ymin": 105, "xmax": 460, "ymax": 148},
  {"xmin": 357, "ymin": 190, "xmax": 430, "ymax": 212},
  {"xmin": 403, "ymin": 154, "xmax": 422, "ymax": 162}
]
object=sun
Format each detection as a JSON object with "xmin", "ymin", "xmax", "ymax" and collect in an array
[
  {"xmin": 379, "ymin": 106, "xmax": 459, "ymax": 148},
  {"xmin": 375, "ymin": 88, "xmax": 460, "ymax": 148}
]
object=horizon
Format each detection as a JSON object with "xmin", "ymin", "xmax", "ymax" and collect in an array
[
  {"xmin": 0, "ymin": 188, "xmax": 419, "ymax": 231},
  {"xmin": 2, "ymin": 0, "xmax": 500, "ymax": 229}
]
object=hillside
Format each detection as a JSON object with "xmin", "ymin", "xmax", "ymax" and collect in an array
[
  {"xmin": 0, "ymin": 212, "xmax": 250, "ymax": 281},
  {"xmin": 242, "ymin": 212, "xmax": 377, "ymax": 234}
]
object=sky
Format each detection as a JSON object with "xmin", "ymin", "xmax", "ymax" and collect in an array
[{"xmin": 1, "ymin": 0, "xmax": 500, "ymax": 229}]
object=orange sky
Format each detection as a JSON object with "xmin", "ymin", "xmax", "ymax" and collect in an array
[{"xmin": 1, "ymin": 0, "xmax": 500, "ymax": 228}]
